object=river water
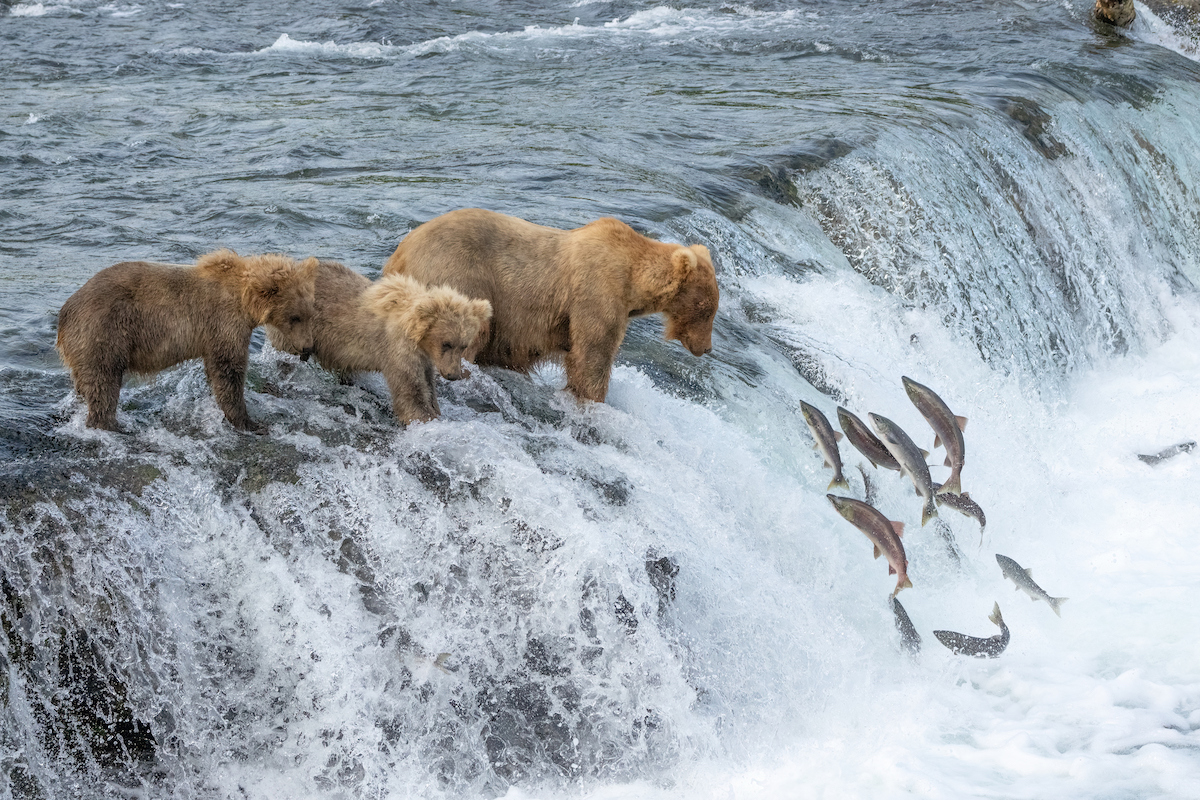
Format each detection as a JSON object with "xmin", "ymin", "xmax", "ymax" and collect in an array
[{"xmin": 3, "ymin": 1, "xmax": 1200, "ymax": 798}]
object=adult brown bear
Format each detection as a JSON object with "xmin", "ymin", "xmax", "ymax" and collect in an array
[
  {"xmin": 57, "ymin": 249, "xmax": 318, "ymax": 431},
  {"xmin": 381, "ymin": 209, "xmax": 719, "ymax": 403}
]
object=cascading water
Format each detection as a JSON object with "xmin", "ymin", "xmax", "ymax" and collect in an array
[{"xmin": 3, "ymin": 1, "xmax": 1200, "ymax": 798}]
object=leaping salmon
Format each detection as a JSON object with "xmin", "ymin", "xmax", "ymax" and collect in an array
[
  {"xmin": 890, "ymin": 596, "xmax": 922, "ymax": 654},
  {"xmin": 934, "ymin": 602, "xmax": 1009, "ymax": 658},
  {"xmin": 827, "ymin": 494, "xmax": 912, "ymax": 596},
  {"xmin": 801, "ymin": 400, "xmax": 849, "ymax": 491},
  {"xmin": 837, "ymin": 406, "xmax": 902, "ymax": 472},
  {"xmin": 868, "ymin": 412, "xmax": 938, "ymax": 526},
  {"xmin": 902, "ymin": 376, "xmax": 967, "ymax": 496},
  {"xmin": 996, "ymin": 554, "xmax": 1067, "ymax": 616}
]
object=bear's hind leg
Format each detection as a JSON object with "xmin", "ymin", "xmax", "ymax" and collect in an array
[{"xmin": 75, "ymin": 366, "xmax": 124, "ymax": 431}]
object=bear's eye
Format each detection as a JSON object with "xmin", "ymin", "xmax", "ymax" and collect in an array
[
  {"xmin": 290, "ymin": 315, "xmax": 302, "ymax": 326},
  {"xmin": 442, "ymin": 342, "xmax": 453, "ymax": 353}
]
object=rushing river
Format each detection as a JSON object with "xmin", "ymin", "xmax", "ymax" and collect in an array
[{"xmin": 3, "ymin": 1, "xmax": 1200, "ymax": 798}]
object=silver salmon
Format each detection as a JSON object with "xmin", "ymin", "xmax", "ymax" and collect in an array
[
  {"xmin": 890, "ymin": 595, "xmax": 921, "ymax": 654},
  {"xmin": 868, "ymin": 412, "xmax": 938, "ymax": 526},
  {"xmin": 934, "ymin": 602, "xmax": 1009, "ymax": 658},
  {"xmin": 902, "ymin": 376, "xmax": 967, "ymax": 496},
  {"xmin": 837, "ymin": 406, "xmax": 902, "ymax": 472},
  {"xmin": 801, "ymin": 400, "xmax": 849, "ymax": 491},
  {"xmin": 996, "ymin": 554, "xmax": 1067, "ymax": 616},
  {"xmin": 828, "ymin": 494, "xmax": 912, "ymax": 596}
]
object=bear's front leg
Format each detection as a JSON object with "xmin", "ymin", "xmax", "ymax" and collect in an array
[
  {"xmin": 564, "ymin": 315, "xmax": 626, "ymax": 403},
  {"xmin": 204, "ymin": 348, "xmax": 258, "ymax": 431},
  {"xmin": 384, "ymin": 353, "xmax": 440, "ymax": 424}
]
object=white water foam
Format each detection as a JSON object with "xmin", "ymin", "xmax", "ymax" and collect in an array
[{"xmin": 1130, "ymin": 2, "xmax": 1200, "ymax": 61}]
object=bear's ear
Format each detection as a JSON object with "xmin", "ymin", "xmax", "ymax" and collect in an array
[
  {"xmin": 469, "ymin": 298, "xmax": 493, "ymax": 325},
  {"xmin": 690, "ymin": 244, "xmax": 711, "ymax": 262},
  {"xmin": 244, "ymin": 276, "xmax": 282, "ymax": 325},
  {"xmin": 671, "ymin": 247, "xmax": 698, "ymax": 280},
  {"xmin": 396, "ymin": 294, "xmax": 441, "ymax": 342},
  {"xmin": 297, "ymin": 256, "xmax": 320, "ymax": 284}
]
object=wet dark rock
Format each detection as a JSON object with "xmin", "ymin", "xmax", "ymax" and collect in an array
[
  {"xmin": 995, "ymin": 97, "xmax": 1069, "ymax": 159},
  {"xmin": 614, "ymin": 594, "xmax": 638, "ymax": 635},
  {"xmin": 766, "ymin": 334, "xmax": 847, "ymax": 403},
  {"xmin": 402, "ymin": 451, "xmax": 490, "ymax": 504},
  {"xmin": 215, "ymin": 437, "xmax": 304, "ymax": 494},
  {"xmin": 645, "ymin": 556, "xmax": 679, "ymax": 618},
  {"xmin": 0, "ymin": 575, "xmax": 157, "ymax": 782}
]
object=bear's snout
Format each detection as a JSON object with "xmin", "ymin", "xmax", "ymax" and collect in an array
[{"xmin": 299, "ymin": 348, "xmax": 313, "ymax": 362}]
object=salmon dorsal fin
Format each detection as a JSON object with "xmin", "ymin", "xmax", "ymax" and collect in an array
[
  {"xmin": 823, "ymin": 460, "xmax": 831, "ymax": 468},
  {"xmin": 956, "ymin": 415, "xmax": 968, "ymax": 431},
  {"xmin": 888, "ymin": 565, "xmax": 896, "ymax": 575},
  {"xmin": 919, "ymin": 448, "xmax": 930, "ymax": 459},
  {"xmin": 1024, "ymin": 567, "xmax": 1033, "ymax": 578},
  {"xmin": 872, "ymin": 544, "xmax": 881, "ymax": 559},
  {"xmin": 933, "ymin": 434, "xmax": 942, "ymax": 449},
  {"xmin": 834, "ymin": 431, "xmax": 844, "ymax": 441},
  {"xmin": 890, "ymin": 521, "xmax": 905, "ymax": 538},
  {"xmin": 944, "ymin": 455, "xmax": 953, "ymax": 467}
]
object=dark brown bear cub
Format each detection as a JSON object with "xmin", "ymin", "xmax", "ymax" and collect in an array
[{"xmin": 56, "ymin": 249, "xmax": 318, "ymax": 431}]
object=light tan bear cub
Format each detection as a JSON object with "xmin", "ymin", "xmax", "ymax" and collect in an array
[
  {"xmin": 382, "ymin": 208, "xmax": 720, "ymax": 403},
  {"xmin": 56, "ymin": 249, "xmax": 318, "ymax": 432},
  {"xmin": 267, "ymin": 260, "xmax": 492, "ymax": 424}
]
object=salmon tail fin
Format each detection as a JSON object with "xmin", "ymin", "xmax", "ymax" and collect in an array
[
  {"xmin": 892, "ymin": 576, "xmax": 913, "ymax": 597},
  {"xmin": 827, "ymin": 475, "xmax": 850, "ymax": 491},
  {"xmin": 988, "ymin": 603, "xmax": 1003, "ymax": 627},
  {"xmin": 1049, "ymin": 597, "xmax": 1067, "ymax": 617},
  {"xmin": 921, "ymin": 500, "xmax": 938, "ymax": 527},
  {"xmin": 938, "ymin": 475, "xmax": 962, "ymax": 496}
]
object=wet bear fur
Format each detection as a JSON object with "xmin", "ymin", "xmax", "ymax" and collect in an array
[
  {"xmin": 381, "ymin": 208, "xmax": 720, "ymax": 402},
  {"xmin": 56, "ymin": 249, "xmax": 319, "ymax": 431},
  {"xmin": 267, "ymin": 260, "xmax": 492, "ymax": 424}
]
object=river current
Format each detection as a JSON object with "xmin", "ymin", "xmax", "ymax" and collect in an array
[{"xmin": 3, "ymin": 1, "xmax": 1200, "ymax": 798}]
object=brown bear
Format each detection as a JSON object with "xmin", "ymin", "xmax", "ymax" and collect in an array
[
  {"xmin": 266, "ymin": 260, "xmax": 492, "ymax": 424},
  {"xmin": 381, "ymin": 208, "xmax": 719, "ymax": 403},
  {"xmin": 1095, "ymin": 0, "xmax": 1135, "ymax": 26},
  {"xmin": 56, "ymin": 249, "xmax": 318, "ymax": 432}
]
